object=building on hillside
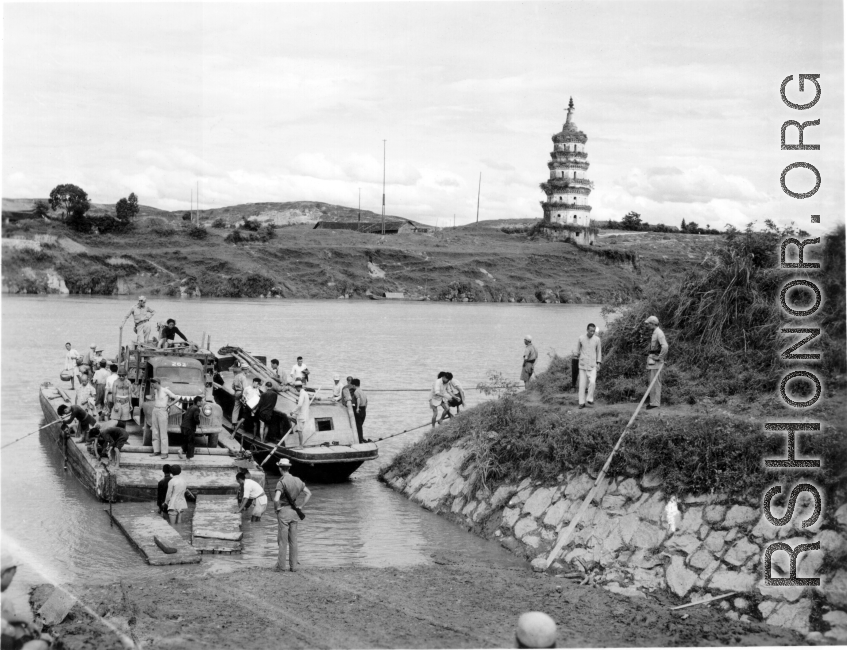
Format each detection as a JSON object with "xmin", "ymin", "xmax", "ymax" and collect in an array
[
  {"xmin": 540, "ymin": 98, "xmax": 594, "ymax": 232},
  {"xmin": 313, "ymin": 220, "xmax": 419, "ymax": 234}
]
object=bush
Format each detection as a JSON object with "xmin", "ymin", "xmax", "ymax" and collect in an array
[
  {"xmin": 241, "ymin": 218, "xmax": 261, "ymax": 232},
  {"xmin": 185, "ymin": 224, "xmax": 207, "ymax": 240},
  {"xmin": 211, "ymin": 217, "xmax": 227, "ymax": 228}
]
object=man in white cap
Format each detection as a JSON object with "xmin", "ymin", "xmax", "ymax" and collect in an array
[
  {"xmin": 644, "ymin": 315, "xmax": 668, "ymax": 409},
  {"xmin": 273, "ymin": 458, "xmax": 311, "ymax": 572},
  {"xmin": 573, "ymin": 323, "xmax": 602, "ymax": 408},
  {"xmin": 122, "ymin": 296, "xmax": 155, "ymax": 344},
  {"xmin": 521, "ymin": 336, "xmax": 538, "ymax": 384},
  {"xmin": 331, "ymin": 374, "xmax": 343, "ymax": 402},
  {"xmin": 515, "ymin": 611, "xmax": 557, "ymax": 648}
]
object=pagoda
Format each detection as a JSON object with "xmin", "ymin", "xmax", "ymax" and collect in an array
[{"xmin": 540, "ymin": 97, "xmax": 593, "ymax": 227}]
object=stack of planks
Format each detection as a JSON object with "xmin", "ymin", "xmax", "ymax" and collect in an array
[
  {"xmin": 191, "ymin": 494, "xmax": 244, "ymax": 554},
  {"xmin": 108, "ymin": 505, "xmax": 201, "ymax": 565}
]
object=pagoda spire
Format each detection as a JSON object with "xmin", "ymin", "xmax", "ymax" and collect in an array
[{"xmin": 564, "ymin": 97, "xmax": 574, "ymax": 126}]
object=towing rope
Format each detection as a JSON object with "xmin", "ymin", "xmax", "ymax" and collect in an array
[
  {"xmin": 373, "ymin": 421, "xmax": 433, "ymax": 442},
  {"xmin": 1, "ymin": 419, "xmax": 62, "ymax": 450}
]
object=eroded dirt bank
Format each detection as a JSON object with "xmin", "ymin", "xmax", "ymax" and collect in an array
[{"xmin": 34, "ymin": 558, "xmax": 802, "ymax": 649}]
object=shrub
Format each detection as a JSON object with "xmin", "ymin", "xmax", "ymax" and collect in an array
[
  {"xmin": 211, "ymin": 217, "xmax": 227, "ymax": 228},
  {"xmin": 185, "ymin": 224, "xmax": 207, "ymax": 240}
]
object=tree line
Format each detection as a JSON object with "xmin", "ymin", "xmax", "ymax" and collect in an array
[
  {"xmin": 603, "ymin": 211, "xmax": 723, "ymax": 235},
  {"xmin": 37, "ymin": 183, "xmax": 139, "ymax": 233}
]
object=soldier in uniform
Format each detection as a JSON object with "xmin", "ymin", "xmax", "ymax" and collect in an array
[{"xmin": 122, "ymin": 296, "xmax": 155, "ymax": 344}]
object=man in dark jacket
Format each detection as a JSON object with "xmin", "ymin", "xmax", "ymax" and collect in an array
[
  {"xmin": 156, "ymin": 464, "xmax": 172, "ymax": 517},
  {"xmin": 57, "ymin": 404, "xmax": 97, "ymax": 443},
  {"xmin": 158, "ymin": 319, "xmax": 189, "ymax": 349},
  {"xmin": 180, "ymin": 396, "xmax": 203, "ymax": 460},
  {"xmin": 255, "ymin": 382, "xmax": 278, "ymax": 442}
]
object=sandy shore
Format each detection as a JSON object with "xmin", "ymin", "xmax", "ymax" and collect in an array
[{"xmin": 32, "ymin": 555, "xmax": 802, "ymax": 649}]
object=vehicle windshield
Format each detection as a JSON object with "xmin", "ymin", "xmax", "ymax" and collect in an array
[{"xmin": 154, "ymin": 367, "xmax": 203, "ymax": 385}]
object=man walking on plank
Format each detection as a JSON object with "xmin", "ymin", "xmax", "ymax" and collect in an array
[
  {"xmin": 644, "ymin": 315, "xmax": 668, "ymax": 410},
  {"xmin": 274, "ymin": 458, "xmax": 311, "ymax": 572},
  {"xmin": 574, "ymin": 323, "xmax": 602, "ymax": 409}
]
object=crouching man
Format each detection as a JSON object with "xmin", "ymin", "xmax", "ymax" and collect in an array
[
  {"xmin": 92, "ymin": 425, "xmax": 130, "ymax": 466},
  {"xmin": 235, "ymin": 471, "xmax": 269, "ymax": 522}
]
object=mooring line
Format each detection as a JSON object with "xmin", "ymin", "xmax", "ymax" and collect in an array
[{"xmin": 1, "ymin": 419, "xmax": 62, "ymax": 450}]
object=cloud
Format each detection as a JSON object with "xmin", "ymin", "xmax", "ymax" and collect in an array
[
  {"xmin": 482, "ymin": 159, "xmax": 515, "ymax": 172},
  {"xmin": 615, "ymin": 166, "xmax": 768, "ymax": 204}
]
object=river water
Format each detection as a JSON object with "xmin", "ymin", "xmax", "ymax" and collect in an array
[{"xmin": 1, "ymin": 296, "xmax": 604, "ymax": 601}]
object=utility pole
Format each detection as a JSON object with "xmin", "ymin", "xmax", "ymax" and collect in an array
[
  {"xmin": 453, "ymin": 213, "xmax": 456, "ymax": 228},
  {"xmin": 382, "ymin": 140, "xmax": 386, "ymax": 236},
  {"xmin": 196, "ymin": 181, "xmax": 200, "ymax": 225},
  {"xmin": 475, "ymin": 172, "xmax": 482, "ymax": 224},
  {"xmin": 190, "ymin": 189, "xmax": 193, "ymax": 223},
  {"xmin": 358, "ymin": 188, "xmax": 361, "ymax": 231}
]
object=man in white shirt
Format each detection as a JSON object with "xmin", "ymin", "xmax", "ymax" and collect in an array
[
  {"xmin": 64, "ymin": 342, "xmax": 81, "ymax": 389},
  {"xmin": 290, "ymin": 357, "xmax": 309, "ymax": 385},
  {"xmin": 574, "ymin": 323, "xmax": 602, "ymax": 409},
  {"xmin": 104, "ymin": 364, "xmax": 119, "ymax": 414},
  {"xmin": 331, "ymin": 374, "xmax": 343, "ymax": 402},
  {"xmin": 291, "ymin": 381, "xmax": 313, "ymax": 445},
  {"xmin": 644, "ymin": 316, "xmax": 669, "ymax": 410},
  {"xmin": 92, "ymin": 360, "xmax": 111, "ymax": 420},
  {"xmin": 243, "ymin": 377, "xmax": 262, "ymax": 434},
  {"xmin": 74, "ymin": 373, "xmax": 97, "ymax": 414},
  {"xmin": 149, "ymin": 378, "xmax": 179, "ymax": 460},
  {"xmin": 430, "ymin": 372, "xmax": 450, "ymax": 429},
  {"xmin": 236, "ymin": 471, "xmax": 268, "ymax": 522},
  {"xmin": 442, "ymin": 372, "xmax": 465, "ymax": 421}
]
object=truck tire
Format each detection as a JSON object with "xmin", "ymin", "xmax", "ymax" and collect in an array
[{"xmin": 206, "ymin": 431, "xmax": 219, "ymax": 448}]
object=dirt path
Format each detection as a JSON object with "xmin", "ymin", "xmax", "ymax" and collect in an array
[{"xmin": 33, "ymin": 561, "xmax": 801, "ymax": 649}]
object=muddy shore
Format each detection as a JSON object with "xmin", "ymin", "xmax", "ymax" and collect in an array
[{"xmin": 33, "ymin": 555, "xmax": 802, "ymax": 649}]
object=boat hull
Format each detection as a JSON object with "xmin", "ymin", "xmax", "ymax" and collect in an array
[{"xmin": 39, "ymin": 383, "xmax": 264, "ymax": 502}]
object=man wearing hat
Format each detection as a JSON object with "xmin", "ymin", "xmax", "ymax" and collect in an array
[
  {"xmin": 515, "ymin": 611, "xmax": 557, "ymax": 648},
  {"xmin": 122, "ymin": 296, "xmax": 155, "ymax": 344},
  {"xmin": 109, "ymin": 368, "xmax": 133, "ymax": 427},
  {"xmin": 644, "ymin": 315, "xmax": 668, "ymax": 409},
  {"xmin": 273, "ymin": 458, "xmax": 311, "ymax": 572},
  {"xmin": 331, "ymin": 374, "xmax": 343, "ymax": 402},
  {"xmin": 521, "ymin": 336, "xmax": 538, "ymax": 384},
  {"xmin": 148, "ymin": 378, "xmax": 179, "ymax": 459}
]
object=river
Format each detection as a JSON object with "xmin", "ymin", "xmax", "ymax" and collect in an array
[{"xmin": 0, "ymin": 296, "xmax": 605, "ymax": 603}]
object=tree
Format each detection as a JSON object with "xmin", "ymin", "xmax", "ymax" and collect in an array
[
  {"xmin": 33, "ymin": 200, "xmax": 49, "ymax": 219},
  {"xmin": 182, "ymin": 211, "xmax": 192, "ymax": 221},
  {"xmin": 115, "ymin": 192, "xmax": 140, "ymax": 222},
  {"xmin": 686, "ymin": 221, "xmax": 700, "ymax": 233},
  {"xmin": 48, "ymin": 184, "xmax": 90, "ymax": 224},
  {"xmin": 681, "ymin": 218, "xmax": 687, "ymax": 231},
  {"xmin": 621, "ymin": 211, "xmax": 642, "ymax": 231}
]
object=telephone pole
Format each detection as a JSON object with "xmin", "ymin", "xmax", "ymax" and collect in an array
[
  {"xmin": 475, "ymin": 172, "xmax": 482, "ymax": 224},
  {"xmin": 381, "ymin": 140, "xmax": 387, "ymax": 235},
  {"xmin": 358, "ymin": 188, "xmax": 361, "ymax": 231}
]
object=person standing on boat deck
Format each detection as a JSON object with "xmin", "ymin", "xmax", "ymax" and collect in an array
[
  {"xmin": 164, "ymin": 465, "xmax": 190, "ymax": 525},
  {"xmin": 104, "ymin": 364, "xmax": 119, "ymax": 414},
  {"xmin": 122, "ymin": 296, "xmax": 155, "ymax": 344},
  {"xmin": 64, "ymin": 342, "xmax": 81, "ymax": 389},
  {"xmin": 341, "ymin": 375, "xmax": 356, "ymax": 430},
  {"xmin": 149, "ymin": 378, "xmax": 178, "ymax": 460},
  {"xmin": 269, "ymin": 359, "xmax": 281, "ymax": 382},
  {"xmin": 243, "ymin": 377, "xmax": 262, "ymax": 434},
  {"xmin": 157, "ymin": 318, "xmax": 188, "ymax": 349},
  {"xmin": 156, "ymin": 464, "xmax": 172, "ymax": 517},
  {"xmin": 57, "ymin": 404, "xmax": 97, "ymax": 443},
  {"xmin": 179, "ymin": 396, "xmax": 203, "ymax": 461},
  {"xmin": 430, "ymin": 372, "xmax": 450, "ymax": 429},
  {"xmin": 331, "ymin": 374, "xmax": 343, "ymax": 402},
  {"xmin": 351, "ymin": 379, "xmax": 368, "ymax": 443},
  {"xmin": 92, "ymin": 360, "xmax": 110, "ymax": 419},
  {"xmin": 74, "ymin": 373, "xmax": 97, "ymax": 417},
  {"xmin": 255, "ymin": 382, "xmax": 278, "ymax": 442},
  {"xmin": 291, "ymin": 381, "xmax": 312, "ymax": 445},
  {"xmin": 574, "ymin": 323, "xmax": 602, "ymax": 409},
  {"xmin": 79, "ymin": 343, "xmax": 97, "ymax": 378},
  {"xmin": 230, "ymin": 364, "xmax": 247, "ymax": 426},
  {"xmin": 442, "ymin": 372, "xmax": 465, "ymax": 421},
  {"xmin": 643, "ymin": 316, "xmax": 668, "ymax": 410},
  {"xmin": 235, "ymin": 471, "xmax": 268, "ymax": 522},
  {"xmin": 110, "ymin": 369, "xmax": 133, "ymax": 428},
  {"xmin": 274, "ymin": 458, "xmax": 311, "ymax": 572},
  {"xmin": 521, "ymin": 336, "xmax": 538, "ymax": 384},
  {"xmin": 290, "ymin": 357, "xmax": 309, "ymax": 385}
]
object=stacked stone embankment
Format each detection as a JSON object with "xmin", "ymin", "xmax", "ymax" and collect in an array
[{"xmin": 381, "ymin": 440, "xmax": 847, "ymax": 643}]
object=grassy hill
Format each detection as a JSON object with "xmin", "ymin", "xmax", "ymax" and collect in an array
[{"xmin": 2, "ymin": 198, "xmax": 720, "ymax": 301}]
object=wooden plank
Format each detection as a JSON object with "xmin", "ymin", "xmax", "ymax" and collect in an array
[
  {"xmin": 192, "ymin": 538, "xmax": 242, "ymax": 554},
  {"xmin": 108, "ymin": 507, "xmax": 200, "ymax": 566},
  {"xmin": 191, "ymin": 495, "xmax": 243, "ymax": 552},
  {"xmin": 37, "ymin": 587, "xmax": 76, "ymax": 626}
]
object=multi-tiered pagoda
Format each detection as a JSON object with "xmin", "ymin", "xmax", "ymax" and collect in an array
[{"xmin": 540, "ymin": 98, "xmax": 593, "ymax": 227}]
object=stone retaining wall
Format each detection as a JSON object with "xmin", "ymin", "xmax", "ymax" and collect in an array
[{"xmin": 381, "ymin": 441, "xmax": 847, "ymax": 643}]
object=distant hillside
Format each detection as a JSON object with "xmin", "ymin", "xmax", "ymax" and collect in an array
[
  {"xmin": 457, "ymin": 218, "xmax": 541, "ymax": 230},
  {"xmin": 2, "ymin": 198, "xmax": 170, "ymax": 220}
]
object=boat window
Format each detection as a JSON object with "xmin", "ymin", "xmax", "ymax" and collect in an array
[{"xmin": 315, "ymin": 417, "xmax": 334, "ymax": 432}]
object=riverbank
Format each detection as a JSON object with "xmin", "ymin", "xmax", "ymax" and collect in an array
[
  {"xmin": 1, "ymin": 212, "xmax": 717, "ymax": 302},
  {"xmin": 30, "ymin": 559, "xmax": 803, "ymax": 649}
]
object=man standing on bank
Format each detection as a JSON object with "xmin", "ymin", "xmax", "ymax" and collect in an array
[
  {"xmin": 122, "ymin": 296, "xmax": 155, "ymax": 344},
  {"xmin": 521, "ymin": 335, "xmax": 538, "ymax": 384},
  {"xmin": 273, "ymin": 458, "xmax": 311, "ymax": 572},
  {"xmin": 644, "ymin": 315, "xmax": 668, "ymax": 410},
  {"xmin": 574, "ymin": 323, "xmax": 602, "ymax": 409},
  {"xmin": 149, "ymin": 378, "xmax": 178, "ymax": 460}
]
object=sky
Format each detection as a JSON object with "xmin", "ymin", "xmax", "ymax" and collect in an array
[{"xmin": 2, "ymin": 1, "xmax": 844, "ymax": 232}]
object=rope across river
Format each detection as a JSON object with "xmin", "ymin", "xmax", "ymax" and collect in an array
[{"xmin": 1, "ymin": 419, "xmax": 62, "ymax": 450}]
